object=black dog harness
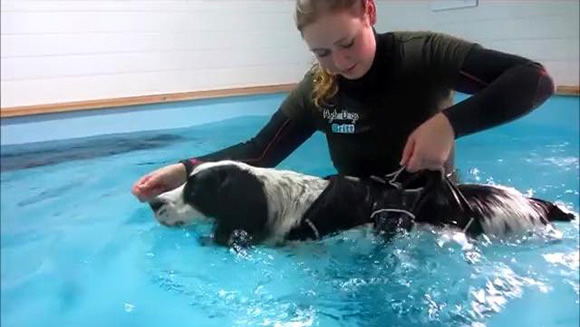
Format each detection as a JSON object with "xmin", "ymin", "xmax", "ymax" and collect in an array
[
  {"xmin": 286, "ymin": 175, "xmax": 376, "ymax": 241},
  {"xmin": 288, "ymin": 166, "xmax": 481, "ymax": 241}
]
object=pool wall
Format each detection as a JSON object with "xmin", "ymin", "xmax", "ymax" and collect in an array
[
  {"xmin": 1, "ymin": 93, "xmax": 578, "ymax": 146},
  {"xmin": 0, "ymin": 93, "xmax": 285, "ymax": 146}
]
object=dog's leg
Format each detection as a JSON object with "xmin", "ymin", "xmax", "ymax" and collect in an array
[
  {"xmin": 213, "ymin": 223, "xmax": 256, "ymax": 248},
  {"xmin": 372, "ymin": 210, "xmax": 415, "ymax": 241}
]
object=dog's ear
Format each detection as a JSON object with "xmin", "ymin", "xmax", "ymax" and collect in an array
[
  {"xmin": 187, "ymin": 164, "xmax": 269, "ymax": 246},
  {"xmin": 212, "ymin": 168, "xmax": 269, "ymax": 244},
  {"xmin": 185, "ymin": 166, "xmax": 229, "ymax": 197}
]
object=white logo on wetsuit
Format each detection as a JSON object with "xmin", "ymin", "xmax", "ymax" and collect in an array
[
  {"xmin": 323, "ymin": 109, "xmax": 360, "ymax": 123},
  {"xmin": 323, "ymin": 109, "xmax": 359, "ymax": 134}
]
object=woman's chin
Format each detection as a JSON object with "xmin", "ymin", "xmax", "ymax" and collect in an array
[
  {"xmin": 340, "ymin": 72, "xmax": 363, "ymax": 80},
  {"xmin": 339, "ymin": 66, "xmax": 367, "ymax": 80}
]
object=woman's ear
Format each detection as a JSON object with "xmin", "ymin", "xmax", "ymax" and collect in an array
[{"xmin": 364, "ymin": 0, "xmax": 377, "ymax": 25}]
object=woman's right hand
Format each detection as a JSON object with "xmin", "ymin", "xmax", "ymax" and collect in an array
[{"xmin": 131, "ymin": 163, "xmax": 188, "ymax": 202}]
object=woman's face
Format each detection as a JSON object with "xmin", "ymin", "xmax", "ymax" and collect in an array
[{"xmin": 301, "ymin": 5, "xmax": 377, "ymax": 80}]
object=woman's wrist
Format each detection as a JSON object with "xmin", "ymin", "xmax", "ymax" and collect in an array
[{"xmin": 178, "ymin": 158, "xmax": 203, "ymax": 176}]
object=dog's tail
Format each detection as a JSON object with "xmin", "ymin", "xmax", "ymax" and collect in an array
[{"xmin": 529, "ymin": 198, "xmax": 576, "ymax": 222}]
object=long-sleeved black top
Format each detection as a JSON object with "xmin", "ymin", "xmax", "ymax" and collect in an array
[{"xmin": 182, "ymin": 31, "xmax": 554, "ymax": 177}]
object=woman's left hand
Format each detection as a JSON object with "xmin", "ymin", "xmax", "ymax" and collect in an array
[{"xmin": 400, "ymin": 113, "xmax": 455, "ymax": 172}]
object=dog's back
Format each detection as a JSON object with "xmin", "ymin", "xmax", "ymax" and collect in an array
[{"xmin": 410, "ymin": 180, "xmax": 575, "ymax": 236}]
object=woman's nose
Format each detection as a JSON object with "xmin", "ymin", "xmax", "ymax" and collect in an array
[{"xmin": 332, "ymin": 50, "xmax": 351, "ymax": 71}]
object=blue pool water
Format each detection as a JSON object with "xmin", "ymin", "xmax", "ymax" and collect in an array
[{"xmin": 1, "ymin": 96, "xmax": 579, "ymax": 327}]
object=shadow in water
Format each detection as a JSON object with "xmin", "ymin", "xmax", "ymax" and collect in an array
[{"xmin": 1, "ymin": 133, "xmax": 186, "ymax": 172}]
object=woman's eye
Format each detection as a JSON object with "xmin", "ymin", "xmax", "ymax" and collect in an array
[
  {"xmin": 341, "ymin": 39, "xmax": 355, "ymax": 49},
  {"xmin": 314, "ymin": 50, "xmax": 330, "ymax": 58}
]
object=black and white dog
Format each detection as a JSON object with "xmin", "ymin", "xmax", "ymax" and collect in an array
[{"xmin": 149, "ymin": 160, "xmax": 575, "ymax": 246}]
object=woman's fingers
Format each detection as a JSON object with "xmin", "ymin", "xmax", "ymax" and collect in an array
[
  {"xmin": 403, "ymin": 137, "xmax": 445, "ymax": 172},
  {"xmin": 132, "ymin": 164, "xmax": 188, "ymax": 202},
  {"xmin": 400, "ymin": 137, "xmax": 415, "ymax": 166},
  {"xmin": 131, "ymin": 174, "xmax": 162, "ymax": 202},
  {"xmin": 135, "ymin": 184, "xmax": 166, "ymax": 202},
  {"xmin": 406, "ymin": 152, "xmax": 421, "ymax": 172},
  {"xmin": 401, "ymin": 113, "xmax": 455, "ymax": 173}
]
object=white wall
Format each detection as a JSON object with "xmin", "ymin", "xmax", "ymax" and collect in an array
[
  {"xmin": 0, "ymin": 0, "xmax": 312, "ymax": 108},
  {"xmin": 1, "ymin": 0, "xmax": 579, "ymax": 109},
  {"xmin": 374, "ymin": 0, "xmax": 580, "ymax": 87}
]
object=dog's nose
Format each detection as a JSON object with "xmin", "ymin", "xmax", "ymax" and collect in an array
[{"xmin": 149, "ymin": 200, "xmax": 164, "ymax": 212}]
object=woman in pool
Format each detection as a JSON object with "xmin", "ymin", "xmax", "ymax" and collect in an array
[{"xmin": 132, "ymin": 0, "xmax": 554, "ymax": 202}]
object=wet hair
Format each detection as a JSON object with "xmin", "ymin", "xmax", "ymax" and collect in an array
[{"xmin": 295, "ymin": 0, "xmax": 367, "ymax": 108}]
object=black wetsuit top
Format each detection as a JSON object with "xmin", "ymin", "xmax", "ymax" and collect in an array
[{"xmin": 181, "ymin": 31, "xmax": 554, "ymax": 177}]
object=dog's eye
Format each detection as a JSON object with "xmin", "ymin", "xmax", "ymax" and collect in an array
[{"xmin": 182, "ymin": 180, "xmax": 198, "ymax": 201}]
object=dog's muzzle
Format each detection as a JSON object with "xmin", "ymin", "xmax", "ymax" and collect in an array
[
  {"xmin": 149, "ymin": 200, "xmax": 164, "ymax": 213},
  {"xmin": 148, "ymin": 199, "xmax": 187, "ymax": 227}
]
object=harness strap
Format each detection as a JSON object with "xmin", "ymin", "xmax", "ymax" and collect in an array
[
  {"xmin": 303, "ymin": 218, "xmax": 320, "ymax": 240},
  {"xmin": 444, "ymin": 177, "xmax": 479, "ymax": 234},
  {"xmin": 370, "ymin": 208, "xmax": 416, "ymax": 221}
]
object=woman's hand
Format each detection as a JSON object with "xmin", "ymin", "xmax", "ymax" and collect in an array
[
  {"xmin": 400, "ymin": 113, "xmax": 455, "ymax": 173},
  {"xmin": 131, "ymin": 163, "xmax": 188, "ymax": 202}
]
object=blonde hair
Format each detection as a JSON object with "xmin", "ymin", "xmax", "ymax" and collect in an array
[{"xmin": 295, "ymin": 0, "xmax": 364, "ymax": 108}]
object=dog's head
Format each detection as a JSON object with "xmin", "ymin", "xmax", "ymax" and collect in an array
[{"xmin": 149, "ymin": 161, "xmax": 269, "ymax": 245}]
